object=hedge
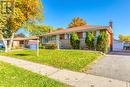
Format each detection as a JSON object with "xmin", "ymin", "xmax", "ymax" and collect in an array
[{"xmin": 70, "ymin": 33, "xmax": 80, "ymax": 49}]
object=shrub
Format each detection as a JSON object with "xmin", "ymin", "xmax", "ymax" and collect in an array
[
  {"xmin": 96, "ymin": 31, "xmax": 108, "ymax": 53},
  {"xmin": 85, "ymin": 32, "xmax": 95, "ymax": 50},
  {"xmin": 45, "ymin": 43, "xmax": 57, "ymax": 49},
  {"xmin": 39, "ymin": 43, "xmax": 44, "ymax": 49},
  {"xmin": 70, "ymin": 32, "xmax": 80, "ymax": 49},
  {"xmin": 14, "ymin": 46, "xmax": 20, "ymax": 49}
]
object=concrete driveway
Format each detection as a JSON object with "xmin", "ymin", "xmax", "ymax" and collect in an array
[{"xmin": 87, "ymin": 51, "xmax": 130, "ymax": 82}]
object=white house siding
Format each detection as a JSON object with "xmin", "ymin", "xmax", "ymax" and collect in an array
[
  {"xmin": 83, "ymin": 32, "xmax": 86, "ymax": 38},
  {"xmin": 56, "ymin": 35, "xmax": 60, "ymax": 49},
  {"xmin": 113, "ymin": 40, "xmax": 124, "ymax": 51}
]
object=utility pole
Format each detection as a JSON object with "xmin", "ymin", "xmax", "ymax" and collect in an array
[{"xmin": 37, "ymin": 37, "xmax": 39, "ymax": 56}]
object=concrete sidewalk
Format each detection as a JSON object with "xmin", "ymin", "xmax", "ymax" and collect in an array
[{"xmin": 0, "ymin": 56, "xmax": 129, "ymax": 87}]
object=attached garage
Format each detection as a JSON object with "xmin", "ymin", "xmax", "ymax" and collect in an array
[{"xmin": 113, "ymin": 40, "xmax": 124, "ymax": 51}]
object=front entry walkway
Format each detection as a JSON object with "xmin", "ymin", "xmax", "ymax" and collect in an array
[
  {"xmin": 87, "ymin": 52, "xmax": 130, "ymax": 82},
  {"xmin": 0, "ymin": 56, "xmax": 129, "ymax": 87}
]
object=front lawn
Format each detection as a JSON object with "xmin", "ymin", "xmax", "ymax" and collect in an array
[
  {"xmin": 0, "ymin": 49, "xmax": 102, "ymax": 71},
  {"xmin": 0, "ymin": 48, "xmax": 4, "ymax": 50},
  {"xmin": 0, "ymin": 61, "xmax": 67, "ymax": 87}
]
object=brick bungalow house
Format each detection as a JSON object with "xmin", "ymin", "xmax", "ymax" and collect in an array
[
  {"xmin": 39, "ymin": 22, "xmax": 113, "ymax": 51},
  {"xmin": 5, "ymin": 36, "xmax": 38, "ymax": 49}
]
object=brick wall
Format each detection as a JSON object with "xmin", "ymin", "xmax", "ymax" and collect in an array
[
  {"xmin": 60, "ymin": 39, "xmax": 86, "ymax": 49},
  {"xmin": 60, "ymin": 40, "xmax": 72, "ymax": 49}
]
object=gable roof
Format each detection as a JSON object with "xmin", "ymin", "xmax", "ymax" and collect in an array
[
  {"xmin": 42, "ymin": 25, "xmax": 112, "ymax": 36},
  {"xmin": 5, "ymin": 36, "xmax": 38, "ymax": 41}
]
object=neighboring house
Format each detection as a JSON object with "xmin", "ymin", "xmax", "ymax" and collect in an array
[
  {"xmin": 39, "ymin": 22, "xmax": 113, "ymax": 51},
  {"xmin": 3, "ymin": 36, "xmax": 38, "ymax": 49},
  {"xmin": 113, "ymin": 39, "xmax": 130, "ymax": 51}
]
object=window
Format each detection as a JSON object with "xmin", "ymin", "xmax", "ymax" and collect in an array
[
  {"xmin": 67, "ymin": 34, "xmax": 70, "ymax": 39},
  {"xmin": 43, "ymin": 38, "xmax": 48, "ymax": 43},
  {"xmin": 60, "ymin": 34, "xmax": 65, "ymax": 40},
  {"xmin": 52, "ymin": 36, "xmax": 56, "ymax": 40},
  {"xmin": 20, "ymin": 41, "xmax": 24, "ymax": 44}
]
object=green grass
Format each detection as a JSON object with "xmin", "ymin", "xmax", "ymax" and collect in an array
[
  {"xmin": 0, "ymin": 61, "xmax": 68, "ymax": 87},
  {"xmin": 0, "ymin": 48, "xmax": 4, "ymax": 50},
  {"xmin": 0, "ymin": 49, "xmax": 101, "ymax": 71}
]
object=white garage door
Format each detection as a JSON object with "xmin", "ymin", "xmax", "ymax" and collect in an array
[{"xmin": 113, "ymin": 40, "xmax": 124, "ymax": 51}]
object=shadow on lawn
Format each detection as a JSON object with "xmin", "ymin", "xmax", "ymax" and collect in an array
[{"xmin": 15, "ymin": 54, "xmax": 30, "ymax": 56}]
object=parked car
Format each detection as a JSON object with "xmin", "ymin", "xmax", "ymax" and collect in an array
[{"xmin": 0, "ymin": 43, "xmax": 4, "ymax": 48}]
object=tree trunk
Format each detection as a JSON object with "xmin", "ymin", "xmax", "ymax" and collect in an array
[
  {"xmin": 1, "ymin": 36, "xmax": 8, "ymax": 52},
  {"xmin": 8, "ymin": 32, "xmax": 15, "ymax": 51}
]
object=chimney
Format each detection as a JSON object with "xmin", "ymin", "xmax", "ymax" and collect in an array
[{"xmin": 109, "ymin": 21, "xmax": 113, "ymax": 28}]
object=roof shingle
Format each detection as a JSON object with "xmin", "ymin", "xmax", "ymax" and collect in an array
[{"xmin": 43, "ymin": 25, "xmax": 112, "ymax": 36}]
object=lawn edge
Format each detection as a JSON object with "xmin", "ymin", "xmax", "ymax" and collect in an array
[{"xmin": 81, "ymin": 53, "xmax": 105, "ymax": 73}]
